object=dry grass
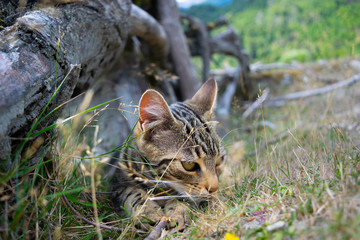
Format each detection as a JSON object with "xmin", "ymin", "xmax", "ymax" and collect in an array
[{"xmin": 1, "ymin": 58, "xmax": 360, "ymax": 239}]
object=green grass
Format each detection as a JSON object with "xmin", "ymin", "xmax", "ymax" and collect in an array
[
  {"xmin": 1, "ymin": 59, "xmax": 360, "ymax": 239},
  {"xmin": 186, "ymin": 0, "xmax": 360, "ymax": 63}
]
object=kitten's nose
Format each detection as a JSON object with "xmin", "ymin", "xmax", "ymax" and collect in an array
[
  {"xmin": 208, "ymin": 186, "xmax": 218, "ymax": 193},
  {"xmin": 205, "ymin": 175, "xmax": 219, "ymax": 193}
]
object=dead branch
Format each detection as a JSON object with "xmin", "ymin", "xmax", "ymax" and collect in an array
[
  {"xmin": 249, "ymin": 62, "xmax": 303, "ymax": 80},
  {"xmin": 250, "ymin": 62, "xmax": 297, "ymax": 72},
  {"xmin": 212, "ymin": 63, "xmax": 301, "ymax": 79},
  {"xmin": 210, "ymin": 27, "xmax": 242, "ymax": 59},
  {"xmin": 212, "ymin": 67, "xmax": 296, "ymax": 78},
  {"xmin": 242, "ymin": 88, "xmax": 270, "ymax": 119},
  {"xmin": 129, "ymin": 4, "xmax": 168, "ymax": 65},
  {"xmin": 210, "ymin": 67, "xmax": 238, "ymax": 78},
  {"xmin": 265, "ymin": 74, "xmax": 360, "ymax": 107},
  {"xmin": 182, "ymin": 14, "xmax": 251, "ymax": 98},
  {"xmin": 158, "ymin": 0, "xmax": 200, "ymax": 100},
  {"xmin": 181, "ymin": 14, "xmax": 210, "ymax": 82},
  {"xmin": 207, "ymin": 16, "xmax": 229, "ymax": 31},
  {"xmin": 144, "ymin": 217, "xmax": 169, "ymax": 240},
  {"xmin": 210, "ymin": 27, "xmax": 251, "ymax": 98}
]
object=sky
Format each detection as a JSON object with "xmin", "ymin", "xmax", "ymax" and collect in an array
[{"xmin": 176, "ymin": 0, "xmax": 208, "ymax": 8}]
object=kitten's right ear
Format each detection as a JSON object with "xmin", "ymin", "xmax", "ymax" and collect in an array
[
  {"xmin": 186, "ymin": 78, "xmax": 217, "ymax": 119},
  {"xmin": 138, "ymin": 90, "xmax": 173, "ymax": 131}
]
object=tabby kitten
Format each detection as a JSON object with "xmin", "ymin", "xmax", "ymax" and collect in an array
[{"xmin": 110, "ymin": 78, "xmax": 226, "ymax": 228}]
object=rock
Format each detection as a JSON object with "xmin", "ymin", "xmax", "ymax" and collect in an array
[
  {"xmin": 266, "ymin": 221, "xmax": 287, "ymax": 232},
  {"xmin": 350, "ymin": 60, "xmax": 360, "ymax": 71}
]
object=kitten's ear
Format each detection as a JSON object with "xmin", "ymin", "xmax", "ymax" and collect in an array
[
  {"xmin": 186, "ymin": 78, "xmax": 217, "ymax": 119},
  {"xmin": 138, "ymin": 89, "xmax": 174, "ymax": 131}
]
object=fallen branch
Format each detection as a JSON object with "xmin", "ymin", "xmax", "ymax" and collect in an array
[
  {"xmin": 242, "ymin": 88, "xmax": 269, "ymax": 119},
  {"xmin": 210, "ymin": 68, "xmax": 237, "ymax": 78},
  {"xmin": 250, "ymin": 62, "xmax": 296, "ymax": 72},
  {"xmin": 265, "ymin": 74, "xmax": 360, "ymax": 107},
  {"xmin": 212, "ymin": 63, "xmax": 301, "ymax": 78},
  {"xmin": 181, "ymin": 14, "xmax": 210, "ymax": 82},
  {"xmin": 144, "ymin": 217, "xmax": 169, "ymax": 240}
]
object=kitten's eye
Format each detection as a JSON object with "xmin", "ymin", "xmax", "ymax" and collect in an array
[
  {"xmin": 181, "ymin": 161, "xmax": 200, "ymax": 171},
  {"xmin": 216, "ymin": 156, "xmax": 224, "ymax": 167}
]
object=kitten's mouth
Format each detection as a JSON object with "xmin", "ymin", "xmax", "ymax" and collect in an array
[
  {"xmin": 148, "ymin": 187, "xmax": 215, "ymax": 202},
  {"xmin": 145, "ymin": 179, "xmax": 216, "ymax": 202},
  {"xmin": 199, "ymin": 188, "xmax": 210, "ymax": 195}
]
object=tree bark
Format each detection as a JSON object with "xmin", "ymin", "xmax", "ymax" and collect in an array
[{"xmin": 0, "ymin": 0, "xmax": 131, "ymax": 162}]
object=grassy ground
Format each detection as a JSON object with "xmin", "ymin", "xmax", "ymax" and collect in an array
[{"xmin": 1, "ymin": 58, "xmax": 360, "ymax": 239}]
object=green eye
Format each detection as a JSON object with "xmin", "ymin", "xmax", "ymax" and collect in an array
[
  {"xmin": 181, "ymin": 161, "xmax": 199, "ymax": 171},
  {"xmin": 216, "ymin": 156, "xmax": 224, "ymax": 167}
]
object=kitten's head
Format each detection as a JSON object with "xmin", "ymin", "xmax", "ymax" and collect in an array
[{"xmin": 134, "ymin": 78, "xmax": 226, "ymax": 197}]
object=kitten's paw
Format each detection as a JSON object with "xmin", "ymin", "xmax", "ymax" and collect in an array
[
  {"xmin": 165, "ymin": 203, "xmax": 192, "ymax": 231},
  {"xmin": 136, "ymin": 201, "xmax": 164, "ymax": 230}
]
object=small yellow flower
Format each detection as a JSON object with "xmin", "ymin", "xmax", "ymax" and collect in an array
[{"xmin": 224, "ymin": 232, "xmax": 240, "ymax": 240}]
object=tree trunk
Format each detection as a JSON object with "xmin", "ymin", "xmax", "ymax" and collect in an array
[
  {"xmin": 158, "ymin": 0, "xmax": 200, "ymax": 100},
  {"xmin": 0, "ymin": 0, "xmax": 169, "ymax": 162}
]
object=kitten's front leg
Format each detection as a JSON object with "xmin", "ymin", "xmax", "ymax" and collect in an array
[
  {"xmin": 163, "ymin": 200, "xmax": 192, "ymax": 230},
  {"xmin": 112, "ymin": 183, "xmax": 192, "ymax": 230},
  {"xmin": 112, "ymin": 184, "xmax": 164, "ymax": 229}
]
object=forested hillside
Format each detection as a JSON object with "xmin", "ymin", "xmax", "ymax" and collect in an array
[{"xmin": 184, "ymin": 0, "xmax": 360, "ymax": 63}]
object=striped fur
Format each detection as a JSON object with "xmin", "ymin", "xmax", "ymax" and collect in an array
[{"xmin": 110, "ymin": 79, "xmax": 226, "ymax": 224}]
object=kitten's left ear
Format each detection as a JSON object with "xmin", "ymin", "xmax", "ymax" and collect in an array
[
  {"xmin": 138, "ymin": 89, "xmax": 174, "ymax": 131},
  {"xmin": 186, "ymin": 78, "xmax": 217, "ymax": 119}
]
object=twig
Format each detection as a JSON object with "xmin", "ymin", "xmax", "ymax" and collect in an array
[
  {"xmin": 211, "ymin": 63, "xmax": 298, "ymax": 77},
  {"xmin": 242, "ymin": 88, "xmax": 269, "ymax": 119},
  {"xmin": 264, "ymin": 73, "xmax": 360, "ymax": 107},
  {"xmin": 144, "ymin": 217, "xmax": 169, "ymax": 240}
]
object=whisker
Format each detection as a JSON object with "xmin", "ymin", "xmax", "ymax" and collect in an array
[
  {"xmin": 146, "ymin": 180, "xmax": 176, "ymax": 184},
  {"xmin": 112, "ymin": 180, "xmax": 146, "ymax": 184},
  {"xmin": 148, "ymin": 195, "xmax": 209, "ymax": 201}
]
